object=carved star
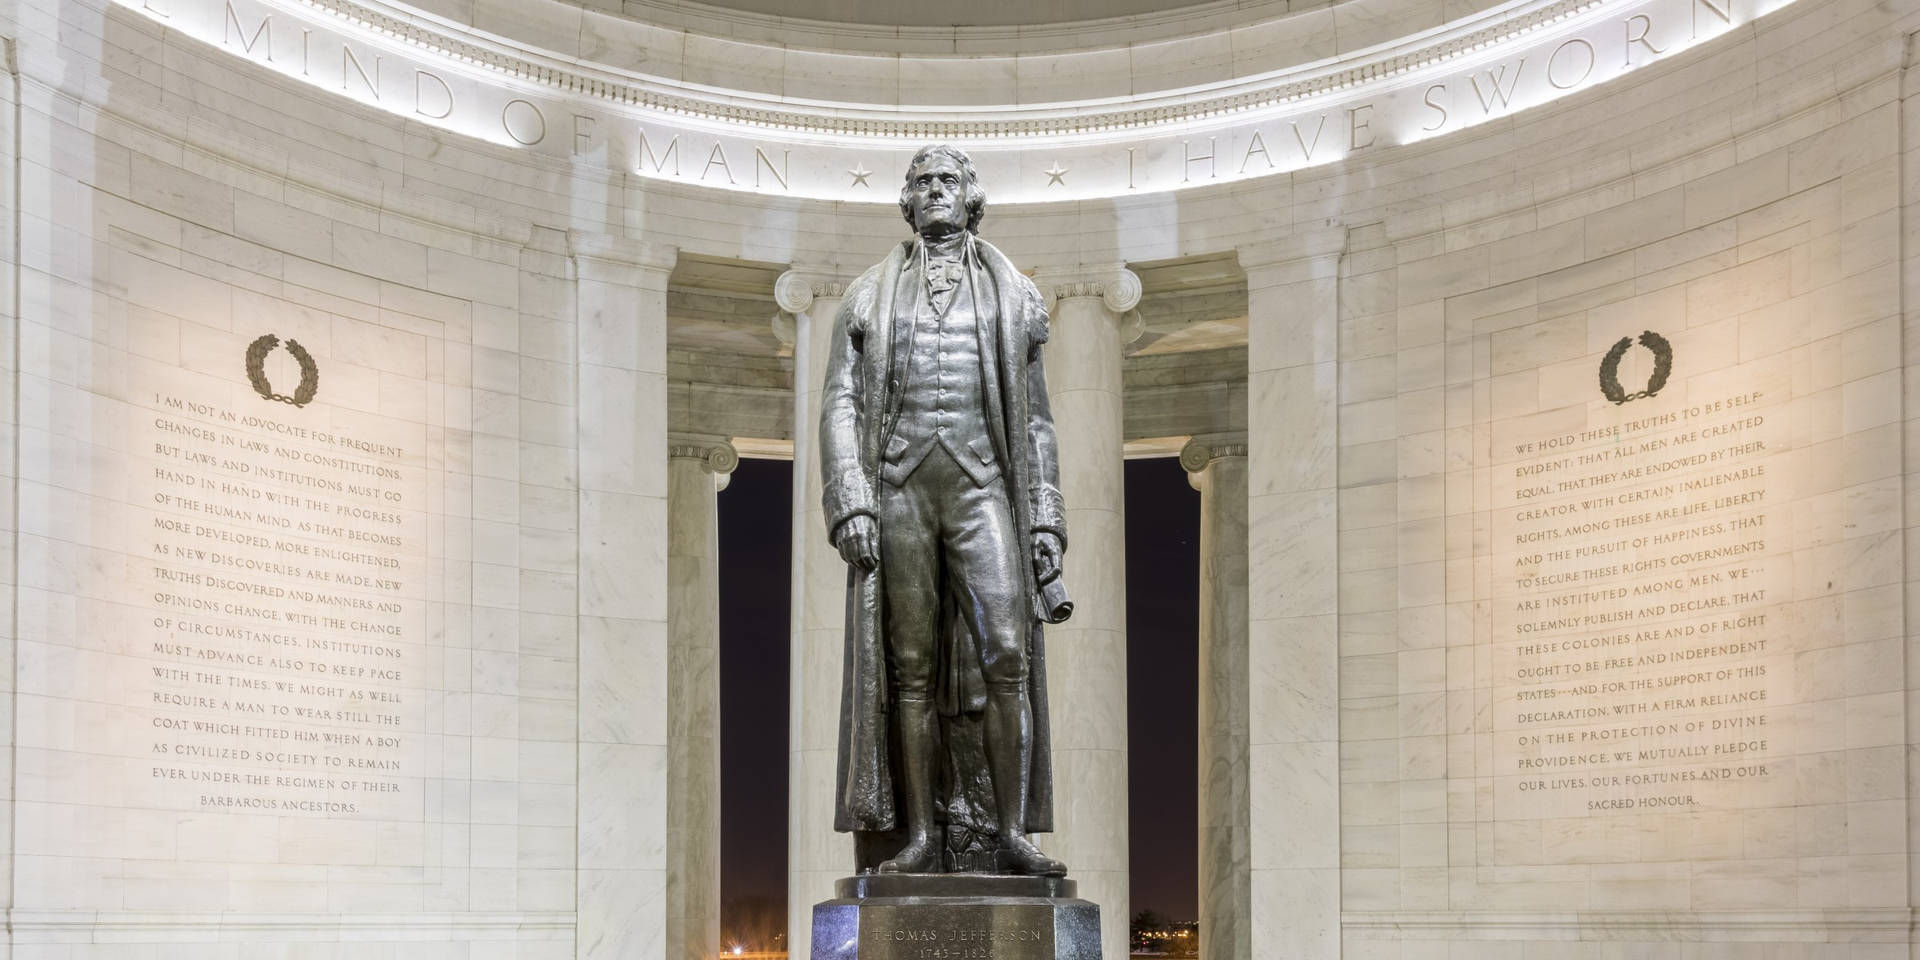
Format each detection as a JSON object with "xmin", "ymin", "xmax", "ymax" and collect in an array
[
  {"xmin": 1043, "ymin": 161, "xmax": 1069, "ymax": 186},
  {"xmin": 848, "ymin": 162, "xmax": 872, "ymax": 187}
]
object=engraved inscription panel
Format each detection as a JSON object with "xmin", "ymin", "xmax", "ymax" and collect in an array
[
  {"xmin": 1488, "ymin": 358, "xmax": 1796, "ymax": 823},
  {"xmin": 129, "ymin": 366, "xmax": 427, "ymax": 818}
]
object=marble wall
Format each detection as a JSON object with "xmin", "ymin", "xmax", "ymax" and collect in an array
[
  {"xmin": 1328, "ymin": 4, "xmax": 1914, "ymax": 957},
  {"xmin": 1, "ymin": 0, "xmax": 1916, "ymax": 956}
]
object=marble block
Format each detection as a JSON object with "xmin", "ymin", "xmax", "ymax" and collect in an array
[{"xmin": 812, "ymin": 875, "xmax": 1101, "ymax": 960}]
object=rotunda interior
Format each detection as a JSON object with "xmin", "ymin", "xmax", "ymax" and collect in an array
[{"xmin": 0, "ymin": 0, "xmax": 1914, "ymax": 955}]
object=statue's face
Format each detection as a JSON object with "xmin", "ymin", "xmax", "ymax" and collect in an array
[{"xmin": 904, "ymin": 153, "xmax": 970, "ymax": 236}]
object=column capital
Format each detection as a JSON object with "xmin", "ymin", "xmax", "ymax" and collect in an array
[
  {"xmin": 569, "ymin": 233, "xmax": 677, "ymax": 286},
  {"xmin": 774, "ymin": 268, "xmax": 854, "ymax": 314},
  {"xmin": 1032, "ymin": 265, "xmax": 1142, "ymax": 315},
  {"xmin": 1180, "ymin": 432, "xmax": 1249, "ymax": 479},
  {"xmin": 669, "ymin": 433, "xmax": 740, "ymax": 490}
]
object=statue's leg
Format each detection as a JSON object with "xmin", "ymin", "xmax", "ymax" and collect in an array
[
  {"xmin": 947, "ymin": 475, "xmax": 1067, "ymax": 878},
  {"xmin": 876, "ymin": 474, "xmax": 943, "ymax": 874}
]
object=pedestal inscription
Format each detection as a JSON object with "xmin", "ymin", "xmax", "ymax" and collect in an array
[
  {"xmin": 131, "ymin": 379, "xmax": 425, "ymax": 818},
  {"xmin": 813, "ymin": 875, "xmax": 1100, "ymax": 960},
  {"xmin": 1492, "ymin": 384, "xmax": 1788, "ymax": 819}
]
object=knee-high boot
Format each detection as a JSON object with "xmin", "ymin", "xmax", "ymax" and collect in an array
[
  {"xmin": 878, "ymin": 695, "xmax": 942, "ymax": 873},
  {"xmin": 985, "ymin": 685, "xmax": 1066, "ymax": 876}
]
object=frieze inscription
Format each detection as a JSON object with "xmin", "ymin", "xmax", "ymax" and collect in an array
[{"xmin": 114, "ymin": 0, "xmax": 1768, "ymax": 204}]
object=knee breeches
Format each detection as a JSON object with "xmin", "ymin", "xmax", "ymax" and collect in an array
[{"xmin": 876, "ymin": 444, "xmax": 1028, "ymax": 698}]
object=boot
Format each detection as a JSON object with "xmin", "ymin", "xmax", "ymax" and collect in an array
[
  {"xmin": 985, "ymin": 686, "xmax": 1066, "ymax": 877},
  {"xmin": 878, "ymin": 696, "xmax": 942, "ymax": 873}
]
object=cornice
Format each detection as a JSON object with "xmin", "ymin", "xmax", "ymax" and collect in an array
[{"xmin": 289, "ymin": 0, "xmax": 1607, "ymax": 142}]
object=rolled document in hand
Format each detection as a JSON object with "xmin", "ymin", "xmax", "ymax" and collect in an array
[{"xmin": 1038, "ymin": 576, "xmax": 1073, "ymax": 624}]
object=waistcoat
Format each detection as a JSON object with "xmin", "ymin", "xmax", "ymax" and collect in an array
[{"xmin": 880, "ymin": 259, "xmax": 1000, "ymax": 488}]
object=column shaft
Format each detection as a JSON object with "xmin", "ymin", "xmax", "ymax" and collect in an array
[
  {"xmin": 784, "ymin": 278, "xmax": 849, "ymax": 960},
  {"xmin": 668, "ymin": 439, "xmax": 734, "ymax": 960},
  {"xmin": 1184, "ymin": 438, "xmax": 1250, "ymax": 960},
  {"xmin": 1043, "ymin": 284, "xmax": 1131, "ymax": 960}
]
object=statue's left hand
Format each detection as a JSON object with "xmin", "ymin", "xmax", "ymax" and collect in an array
[{"xmin": 1032, "ymin": 531, "xmax": 1063, "ymax": 584}]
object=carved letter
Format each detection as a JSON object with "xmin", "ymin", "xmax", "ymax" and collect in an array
[
  {"xmin": 1548, "ymin": 38, "xmax": 1595, "ymax": 89},
  {"xmin": 223, "ymin": 3, "xmax": 271, "ymax": 60},
  {"xmin": 573, "ymin": 115, "xmax": 595, "ymax": 155},
  {"xmin": 1127, "ymin": 147, "xmax": 1137, "ymax": 189},
  {"xmin": 638, "ymin": 130, "xmax": 680, "ymax": 175},
  {"xmin": 1182, "ymin": 138, "xmax": 1216, "ymax": 182},
  {"xmin": 501, "ymin": 99, "xmax": 546, "ymax": 145},
  {"xmin": 1348, "ymin": 104, "xmax": 1375, "ymax": 150},
  {"xmin": 1470, "ymin": 59, "xmax": 1524, "ymax": 114},
  {"xmin": 414, "ymin": 70, "xmax": 453, "ymax": 119},
  {"xmin": 1290, "ymin": 114, "xmax": 1328, "ymax": 161},
  {"xmin": 1693, "ymin": 0, "xmax": 1731, "ymax": 37},
  {"xmin": 703, "ymin": 143, "xmax": 734, "ymax": 184},
  {"xmin": 141, "ymin": 0, "xmax": 169, "ymax": 18},
  {"xmin": 754, "ymin": 146, "xmax": 790, "ymax": 190},
  {"xmin": 1239, "ymin": 132, "xmax": 1273, "ymax": 173},
  {"xmin": 1423, "ymin": 84, "xmax": 1449, "ymax": 131},
  {"xmin": 341, "ymin": 46, "xmax": 381, "ymax": 100},
  {"xmin": 1624, "ymin": 15, "xmax": 1667, "ymax": 63},
  {"xmin": 300, "ymin": 27, "xmax": 311, "ymax": 75}
]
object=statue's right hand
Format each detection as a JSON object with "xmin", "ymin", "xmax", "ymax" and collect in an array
[{"xmin": 835, "ymin": 515, "xmax": 879, "ymax": 571}]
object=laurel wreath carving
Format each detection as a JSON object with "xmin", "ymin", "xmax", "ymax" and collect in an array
[
  {"xmin": 1598, "ymin": 330, "xmax": 1672, "ymax": 404},
  {"xmin": 245, "ymin": 334, "xmax": 320, "ymax": 408}
]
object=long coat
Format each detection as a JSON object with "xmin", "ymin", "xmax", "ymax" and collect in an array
[{"xmin": 818, "ymin": 234, "xmax": 1066, "ymax": 840}]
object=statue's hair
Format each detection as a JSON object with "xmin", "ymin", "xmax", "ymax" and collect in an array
[{"xmin": 899, "ymin": 144, "xmax": 987, "ymax": 233}]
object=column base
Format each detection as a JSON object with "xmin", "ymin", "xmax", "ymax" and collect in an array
[{"xmin": 811, "ymin": 875, "xmax": 1101, "ymax": 960}]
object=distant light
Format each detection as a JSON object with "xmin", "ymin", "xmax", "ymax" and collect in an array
[{"xmin": 732, "ymin": 947, "xmax": 743, "ymax": 956}]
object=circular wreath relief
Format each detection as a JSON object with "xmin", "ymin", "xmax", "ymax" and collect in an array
[
  {"xmin": 1598, "ymin": 330, "xmax": 1672, "ymax": 405},
  {"xmin": 245, "ymin": 334, "xmax": 320, "ymax": 408}
]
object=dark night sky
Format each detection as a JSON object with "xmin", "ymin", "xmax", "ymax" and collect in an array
[{"xmin": 717, "ymin": 456, "xmax": 1201, "ymax": 929}]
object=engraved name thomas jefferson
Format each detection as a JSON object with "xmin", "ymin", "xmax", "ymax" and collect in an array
[{"xmin": 820, "ymin": 145, "xmax": 1071, "ymax": 876}]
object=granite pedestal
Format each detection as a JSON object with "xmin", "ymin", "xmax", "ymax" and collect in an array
[{"xmin": 811, "ymin": 874, "xmax": 1101, "ymax": 960}]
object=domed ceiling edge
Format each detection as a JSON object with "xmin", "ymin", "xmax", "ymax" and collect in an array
[{"xmin": 592, "ymin": 0, "xmax": 1302, "ymax": 55}]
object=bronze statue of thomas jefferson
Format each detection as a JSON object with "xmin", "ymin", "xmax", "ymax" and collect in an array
[{"xmin": 820, "ymin": 145, "xmax": 1070, "ymax": 876}]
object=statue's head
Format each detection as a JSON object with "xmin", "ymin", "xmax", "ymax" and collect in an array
[{"xmin": 899, "ymin": 144, "xmax": 986, "ymax": 237}]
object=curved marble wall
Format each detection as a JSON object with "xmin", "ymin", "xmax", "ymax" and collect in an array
[{"xmin": 1, "ymin": 0, "xmax": 1914, "ymax": 958}]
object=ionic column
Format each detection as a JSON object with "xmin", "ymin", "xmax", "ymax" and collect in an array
[
  {"xmin": 1032, "ymin": 267, "xmax": 1142, "ymax": 960},
  {"xmin": 569, "ymin": 235, "xmax": 677, "ymax": 960},
  {"xmin": 1181, "ymin": 435, "xmax": 1250, "ymax": 960},
  {"xmin": 775, "ymin": 269, "xmax": 852, "ymax": 960},
  {"xmin": 1240, "ymin": 231, "xmax": 1344, "ymax": 960},
  {"xmin": 668, "ymin": 435, "xmax": 738, "ymax": 960}
]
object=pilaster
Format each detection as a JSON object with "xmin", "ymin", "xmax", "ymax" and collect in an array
[
  {"xmin": 570, "ymin": 234, "xmax": 678, "ymax": 960},
  {"xmin": 1239, "ymin": 229, "xmax": 1345, "ymax": 960}
]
